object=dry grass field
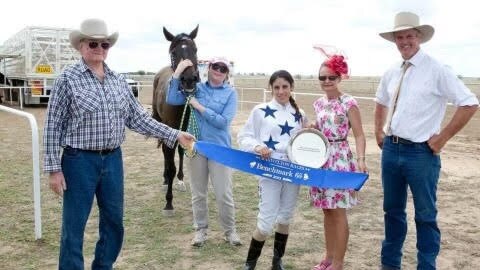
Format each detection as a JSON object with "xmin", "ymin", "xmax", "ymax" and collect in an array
[{"xmin": 1, "ymin": 76, "xmax": 479, "ymax": 269}]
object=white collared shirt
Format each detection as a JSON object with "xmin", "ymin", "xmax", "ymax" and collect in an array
[{"xmin": 375, "ymin": 49, "xmax": 479, "ymax": 142}]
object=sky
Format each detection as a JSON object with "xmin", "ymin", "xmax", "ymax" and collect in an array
[{"xmin": 1, "ymin": 0, "xmax": 479, "ymax": 77}]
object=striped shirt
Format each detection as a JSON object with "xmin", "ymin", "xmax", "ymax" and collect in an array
[{"xmin": 43, "ymin": 59, "xmax": 179, "ymax": 173}]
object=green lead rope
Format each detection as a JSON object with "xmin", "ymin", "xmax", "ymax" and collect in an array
[{"xmin": 179, "ymin": 95, "xmax": 200, "ymax": 157}]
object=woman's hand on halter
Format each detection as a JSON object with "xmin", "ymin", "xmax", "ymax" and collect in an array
[
  {"xmin": 173, "ymin": 59, "xmax": 193, "ymax": 78},
  {"xmin": 188, "ymin": 97, "xmax": 206, "ymax": 113}
]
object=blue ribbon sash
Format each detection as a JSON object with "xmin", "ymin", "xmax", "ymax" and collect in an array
[{"xmin": 194, "ymin": 141, "xmax": 368, "ymax": 191}]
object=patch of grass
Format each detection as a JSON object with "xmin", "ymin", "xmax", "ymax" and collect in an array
[{"xmin": 2, "ymin": 107, "xmax": 480, "ymax": 269}]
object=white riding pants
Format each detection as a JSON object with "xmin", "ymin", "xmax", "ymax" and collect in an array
[{"xmin": 256, "ymin": 177, "xmax": 300, "ymax": 235}]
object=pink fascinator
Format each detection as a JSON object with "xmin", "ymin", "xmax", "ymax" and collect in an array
[{"xmin": 313, "ymin": 44, "xmax": 350, "ymax": 79}]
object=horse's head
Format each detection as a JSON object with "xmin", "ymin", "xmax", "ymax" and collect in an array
[{"xmin": 163, "ymin": 25, "xmax": 199, "ymax": 94}]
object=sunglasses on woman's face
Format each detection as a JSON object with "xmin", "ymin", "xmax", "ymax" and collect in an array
[
  {"xmin": 211, "ymin": 63, "xmax": 228, "ymax": 74},
  {"xmin": 318, "ymin": 75, "xmax": 339, "ymax": 81},
  {"xmin": 88, "ymin": 41, "xmax": 111, "ymax": 50}
]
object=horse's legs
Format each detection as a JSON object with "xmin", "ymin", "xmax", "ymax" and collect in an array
[
  {"xmin": 175, "ymin": 104, "xmax": 189, "ymax": 191},
  {"xmin": 177, "ymin": 146, "xmax": 185, "ymax": 181},
  {"xmin": 173, "ymin": 146, "xmax": 187, "ymax": 192},
  {"xmin": 162, "ymin": 144, "xmax": 176, "ymax": 216}
]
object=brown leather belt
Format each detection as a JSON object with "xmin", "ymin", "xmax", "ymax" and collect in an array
[{"xmin": 65, "ymin": 146, "xmax": 118, "ymax": 155}]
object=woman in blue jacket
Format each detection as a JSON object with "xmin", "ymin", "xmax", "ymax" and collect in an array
[{"xmin": 167, "ymin": 57, "xmax": 241, "ymax": 247}]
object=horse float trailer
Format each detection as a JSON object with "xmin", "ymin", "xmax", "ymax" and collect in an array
[{"xmin": 0, "ymin": 26, "xmax": 80, "ymax": 106}]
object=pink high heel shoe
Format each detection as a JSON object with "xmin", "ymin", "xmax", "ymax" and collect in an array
[
  {"xmin": 312, "ymin": 259, "xmax": 332, "ymax": 270},
  {"xmin": 325, "ymin": 264, "xmax": 343, "ymax": 270}
]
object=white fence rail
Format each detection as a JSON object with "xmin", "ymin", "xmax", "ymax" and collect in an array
[
  {"xmin": 0, "ymin": 105, "xmax": 42, "ymax": 240},
  {"xmin": 0, "ymin": 86, "xmax": 50, "ymax": 110},
  {"xmin": 236, "ymin": 87, "xmax": 266, "ymax": 111},
  {"xmin": 235, "ymin": 87, "xmax": 376, "ymax": 107},
  {"xmin": 131, "ymin": 84, "xmax": 377, "ymax": 111},
  {"xmin": 0, "ymin": 86, "xmax": 37, "ymax": 109}
]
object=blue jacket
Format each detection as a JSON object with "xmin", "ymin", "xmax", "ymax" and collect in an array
[{"xmin": 166, "ymin": 77, "xmax": 237, "ymax": 147}]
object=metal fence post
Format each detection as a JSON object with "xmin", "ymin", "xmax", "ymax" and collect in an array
[{"xmin": 0, "ymin": 105, "xmax": 42, "ymax": 239}]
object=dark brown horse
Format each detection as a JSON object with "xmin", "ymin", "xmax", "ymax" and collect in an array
[{"xmin": 152, "ymin": 26, "xmax": 199, "ymax": 216}]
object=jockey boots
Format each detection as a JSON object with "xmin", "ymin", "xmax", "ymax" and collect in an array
[
  {"xmin": 271, "ymin": 232, "xmax": 288, "ymax": 270},
  {"xmin": 244, "ymin": 238, "xmax": 265, "ymax": 270}
]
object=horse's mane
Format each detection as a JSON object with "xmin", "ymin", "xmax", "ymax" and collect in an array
[{"xmin": 152, "ymin": 66, "xmax": 173, "ymax": 126}]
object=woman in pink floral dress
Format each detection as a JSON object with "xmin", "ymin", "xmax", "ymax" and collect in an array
[{"xmin": 310, "ymin": 54, "xmax": 368, "ymax": 270}]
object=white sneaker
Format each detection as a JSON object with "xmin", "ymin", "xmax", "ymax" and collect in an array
[
  {"xmin": 192, "ymin": 228, "xmax": 208, "ymax": 247},
  {"xmin": 224, "ymin": 231, "xmax": 242, "ymax": 246}
]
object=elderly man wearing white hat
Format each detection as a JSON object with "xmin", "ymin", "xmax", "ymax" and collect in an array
[
  {"xmin": 374, "ymin": 12, "xmax": 478, "ymax": 270},
  {"xmin": 43, "ymin": 18, "xmax": 195, "ymax": 269}
]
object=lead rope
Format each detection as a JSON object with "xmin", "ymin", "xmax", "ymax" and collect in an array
[{"xmin": 179, "ymin": 95, "xmax": 200, "ymax": 157}]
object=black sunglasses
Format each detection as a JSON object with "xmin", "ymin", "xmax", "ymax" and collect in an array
[
  {"xmin": 211, "ymin": 63, "xmax": 228, "ymax": 74},
  {"xmin": 318, "ymin": 75, "xmax": 339, "ymax": 81},
  {"xmin": 88, "ymin": 41, "xmax": 111, "ymax": 50}
]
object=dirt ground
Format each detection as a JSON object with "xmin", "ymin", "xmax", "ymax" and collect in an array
[{"xmin": 0, "ymin": 85, "xmax": 479, "ymax": 269}]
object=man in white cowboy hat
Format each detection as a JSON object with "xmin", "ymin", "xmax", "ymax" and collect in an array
[
  {"xmin": 43, "ymin": 18, "xmax": 195, "ymax": 269},
  {"xmin": 374, "ymin": 11, "xmax": 478, "ymax": 270}
]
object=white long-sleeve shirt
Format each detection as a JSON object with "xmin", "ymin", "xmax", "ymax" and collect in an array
[
  {"xmin": 238, "ymin": 99, "xmax": 306, "ymax": 160},
  {"xmin": 375, "ymin": 49, "xmax": 479, "ymax": 142}
]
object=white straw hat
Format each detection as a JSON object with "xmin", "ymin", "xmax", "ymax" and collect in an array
[
  {"xmin": 379, "ymin": 12, "xmax": 434, "ymax": 43},
  {"xmin": 69, "ymin": 18, "xmax": 119, "ymax": 50}
]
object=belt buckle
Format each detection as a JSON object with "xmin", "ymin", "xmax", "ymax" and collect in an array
[{"xmin": 392, "ymin": 136, "xmax": 399, "ymax": 144}]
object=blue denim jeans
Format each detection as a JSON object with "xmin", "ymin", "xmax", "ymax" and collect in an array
[
  {"xmin": 59, "ymin": 147, "xmax": 124, "ymax": 270},
  {"xmin": 381, "ymin": 137, "xmax": 441, "ymax": 270}
]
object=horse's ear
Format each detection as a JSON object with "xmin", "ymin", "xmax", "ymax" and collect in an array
[
  {"xmin": 189, "ymin": 25, "xmax": 199, "ymax": 40},
  {"xmin": 163, "ymin": 27, "xmax": 175, "ymax": 41}
]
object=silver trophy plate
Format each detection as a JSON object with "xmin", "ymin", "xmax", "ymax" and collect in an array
[{"xmin": 287, "ymin": 128, "xmax": 329, "ymax": 168}]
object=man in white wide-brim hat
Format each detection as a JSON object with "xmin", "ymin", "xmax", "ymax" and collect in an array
[
  {"xmin": 69, "ymin": 18, "xmax": 119, "ymax": 50},
  {"xmin": 374, "ymin": 11, "xmax": 478, "ymax": 270},
  {"xmin": 43, "ymin": 18, "xmax": 195, "ymax": 269}
]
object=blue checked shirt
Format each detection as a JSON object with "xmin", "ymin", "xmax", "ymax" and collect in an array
[{"xmin": 43, "ymin": 59, "xmax": 179, "ymax": 173}]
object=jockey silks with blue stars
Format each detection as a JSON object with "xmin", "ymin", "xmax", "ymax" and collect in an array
[
  {"xmin": 239, "ymin": 100, "xmax": 305, "ymax": 161},
  {"xmin": 238, "ymin": 70, "xmax": 307, "ymax": 270}
]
